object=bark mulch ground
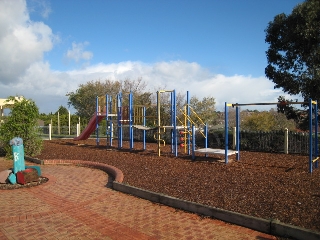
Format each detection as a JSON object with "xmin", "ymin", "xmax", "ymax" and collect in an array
[{"xmin": 1, "ymin": 138, "xmax": 320, "ymax": 233}]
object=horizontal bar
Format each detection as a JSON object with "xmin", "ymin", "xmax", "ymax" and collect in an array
[
  {"xmin": 312, "ymin": 157, "xmax": 319, "ymax": 163},
  {"xmin": 158, "ymin": 90, "xmax": 174, "ymax": 93},
  {"xmin": 232, "ymin": 102, "xmax": 308, "ymax": 107}
]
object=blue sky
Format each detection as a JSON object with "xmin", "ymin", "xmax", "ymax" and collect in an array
[{"xmin": 0, "ymin": 0, "xmax": 304, "ymax": 113}]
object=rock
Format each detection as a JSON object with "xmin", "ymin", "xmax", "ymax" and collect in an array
[
  {"xmin": 0, "ymin": 169, "xmax": 12, "ymax": 183},
  {"xmin": 26, "ymin": 166, "xmax": 41, "ymax": 176},
  {"xmin": 16, "ymin": 168, "xmax": 39, "ymax": 185}
]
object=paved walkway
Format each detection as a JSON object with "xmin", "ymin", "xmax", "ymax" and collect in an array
[{"xmin": 0, "ymin": 160, "xmax": 277, "ymax": 240}]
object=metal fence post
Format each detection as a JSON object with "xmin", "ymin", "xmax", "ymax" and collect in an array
[{"xmin": 233, "ymin": 127, "xmax": 236, "ymax": 150}]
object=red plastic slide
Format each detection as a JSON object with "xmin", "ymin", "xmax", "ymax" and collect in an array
[{"xmin": 74, "ymin": 115, "xmax": 105, "ymax": 140}]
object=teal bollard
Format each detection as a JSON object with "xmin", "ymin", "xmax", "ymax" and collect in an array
[{"xmin": 10, "ymin": 137, "xmax": 25, "ymax": 174}]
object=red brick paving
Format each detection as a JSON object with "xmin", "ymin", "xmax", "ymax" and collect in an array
[{"xmin": 0, "ymin": 160, "xmax": 277, "ymax": 239}]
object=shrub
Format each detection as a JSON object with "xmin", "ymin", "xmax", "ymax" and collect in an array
[{"xmin": 0, "ymin": 96, "xmax": 43, "ymax": 158}]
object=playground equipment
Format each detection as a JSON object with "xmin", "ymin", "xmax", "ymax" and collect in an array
[
  {"xmin": 74, "ymin": 90, "xmax": 222, "ymax": 158},
  {"xmin": 156, "ymin": 90, "xmax": 178, "ymax": 156},
  {"xmin": 74, "ymin": 93, "xmax": 318, "ymax": 173},
  {"xmin": 154, "ymin": 90, "xmax": 225, "ymax": 158},
  {"xmin": 225, "ymin": 99, "xmax": 319, "ymax": 173},
  {"xmin": 74, "ymin": 92, "xmax": 155, "ymax": 149}
]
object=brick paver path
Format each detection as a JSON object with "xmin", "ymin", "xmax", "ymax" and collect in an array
[{"xmin": 0, "ymin": 161, "xmax": 277, "ymax": 239}]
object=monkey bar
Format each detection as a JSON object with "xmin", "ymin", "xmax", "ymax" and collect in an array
[{"xmin": 225, "ymin": 99, "xmax": 318, "ymax": 173}]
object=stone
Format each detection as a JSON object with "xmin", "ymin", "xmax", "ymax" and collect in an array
[
  {"xmin": 26, "ymin": 166, "xmax": 41, "ymax": 176},
  {"xmin": 0, "ymin": 170, "xmax": 12, "ymax": 183},
  {"xmin": 16, "ymin": 168, "xmax": 39, "ymax": 185}
]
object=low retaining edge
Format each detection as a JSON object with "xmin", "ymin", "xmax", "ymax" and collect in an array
[{"xmin": 113, "ymin": 182, "xmax": 320, "ymax": 240}]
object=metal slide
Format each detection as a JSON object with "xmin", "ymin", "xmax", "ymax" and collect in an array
[{"xmin": 74, "ymin": 115, "xmax": 105, "ymax": 140}]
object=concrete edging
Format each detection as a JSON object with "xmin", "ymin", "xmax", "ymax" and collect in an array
[{"xmin": 113, "ymin": 182, "xmax": 320, "ymax": 240}]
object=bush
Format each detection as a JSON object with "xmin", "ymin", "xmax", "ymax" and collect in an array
[{"xmin": 0, "ymin": 97, "xmax": 43, "ymax": 158}]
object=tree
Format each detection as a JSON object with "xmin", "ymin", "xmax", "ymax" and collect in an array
[
  {"xmin": 265, "ymin": 0, "xmax": 320, "ymax": 104},
  {"xmin": 269, "ymin": 108, "xmax": 297, "ymax": 131},
  {"xmin": 67, "ymin": 78, "xmax": 150, "ymax": 120},
  {"xmin": 188, "ymin": 96, "xmax": 217, "ymax": 126},
  {"xmin": 241, "ymin": 112, "xmax": 275, "ymax": 132},
  {"xmin": 0, "ymin": 96, "xmax": 42, "ymax": 157},
  {"xmin": 55, "ymin": 105, "xmax": 69, "ymax": 115},
  {"xmin": 276, "ymin": 96, "xmax": 309, "ymax": 130},
  {"xmin": 241, "ymin": 110, "xmax": 296, "ymax": 132}
]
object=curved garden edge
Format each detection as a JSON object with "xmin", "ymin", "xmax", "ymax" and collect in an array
[
  {"xmin": 25, "ymin": 156, "xmax": 320, "ymax": 240},
  {"xmin": 25, "ymin": 156, "xmax": 124, "ymax": 183}
]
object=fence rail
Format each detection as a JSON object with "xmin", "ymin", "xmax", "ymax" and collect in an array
[{"xmin": 37, "ymin": 125, "xmax": 317, "ymax": 155}]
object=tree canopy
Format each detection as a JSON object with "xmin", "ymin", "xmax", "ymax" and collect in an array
[
  {"xmin": 241, "ymin": 110, "xmax": 296, "ymax": 132},
  {"xmin": 55, "ymin": 105, "xmax": 69, "ymax": 115},
  {"xmin": 66, "ymin": 78, "xmax": 149, "ymax": 120},
  {"xmin": 265, "ymin": 0, "xmax": 320, "ymax": 103},
  {"xmin": 189, "ymin": 96, "xmax": 217, "ymax": 126}
]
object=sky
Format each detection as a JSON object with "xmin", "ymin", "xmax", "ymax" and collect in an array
[{"xmin": 0, "ymin": 0, "xmax": 304, "ymax": 114}]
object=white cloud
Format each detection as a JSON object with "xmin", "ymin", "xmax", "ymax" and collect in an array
[
  {"xmin": 66, "ymin": 42, "xmax": 93, "ymax": 63},
  {"xmin": 48, "ymin": 61, "xmax": 292, "ymax": 112},
  {"xmin": 0, "ymin": 0, "xmax": 55, "ymax": 84},
  {"xmin": 0, "ymin": 0, "xmax": 299, "ymax": 114},
  {"xmin": 0, "ymin": 57, "xmax": 295, "ymax": 113}
]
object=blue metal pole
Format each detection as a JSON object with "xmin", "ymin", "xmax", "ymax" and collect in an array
[
  {"xmin": 143, "ymin": 106, "xmax": 146, "ymax": 150},
  {"xmin": 106, "ymin": 94, "xmax": 109, "ymax": 146},
  {"xmin": 225, "ymin": 102, "xmax": 228, "ymax": 164},
  {"xmin": 171, "ymin": 92, "xmax": 174, "ymax": 154},
  {"xmin": 117, "ymin": 93, "xmax": 122, "ymax": 149},
  {"xmin": 187, "ymin": 91, "xmax": 190, "ymax": 155},
  {"xmin": 236, "ymin": 105, "xmax": 240, "ymax": 160},
  {"xmin": 109, "ymin": 96, "xmax": 113, "ymax": 147},
  {"xmin": 129, "ymin": 92, "xmax": 133, "ymax": 150},
  {"xmin": 205, "ymin": 123, "xmax": 208, "ymax": 149},
  {"xmin": 173, "ymin": 90, "xmax": 178, "ymax": 156},
  {"xmin": 96, "ymin": 96, "xmax": 99, "ymax": 146},
  {"xmin": 156, "ymin": 91, "xmax": 161, "ymax": 156},
  {"xmin": 309, "ymin": 98, "xmax": 313, "ymax": 173}
]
